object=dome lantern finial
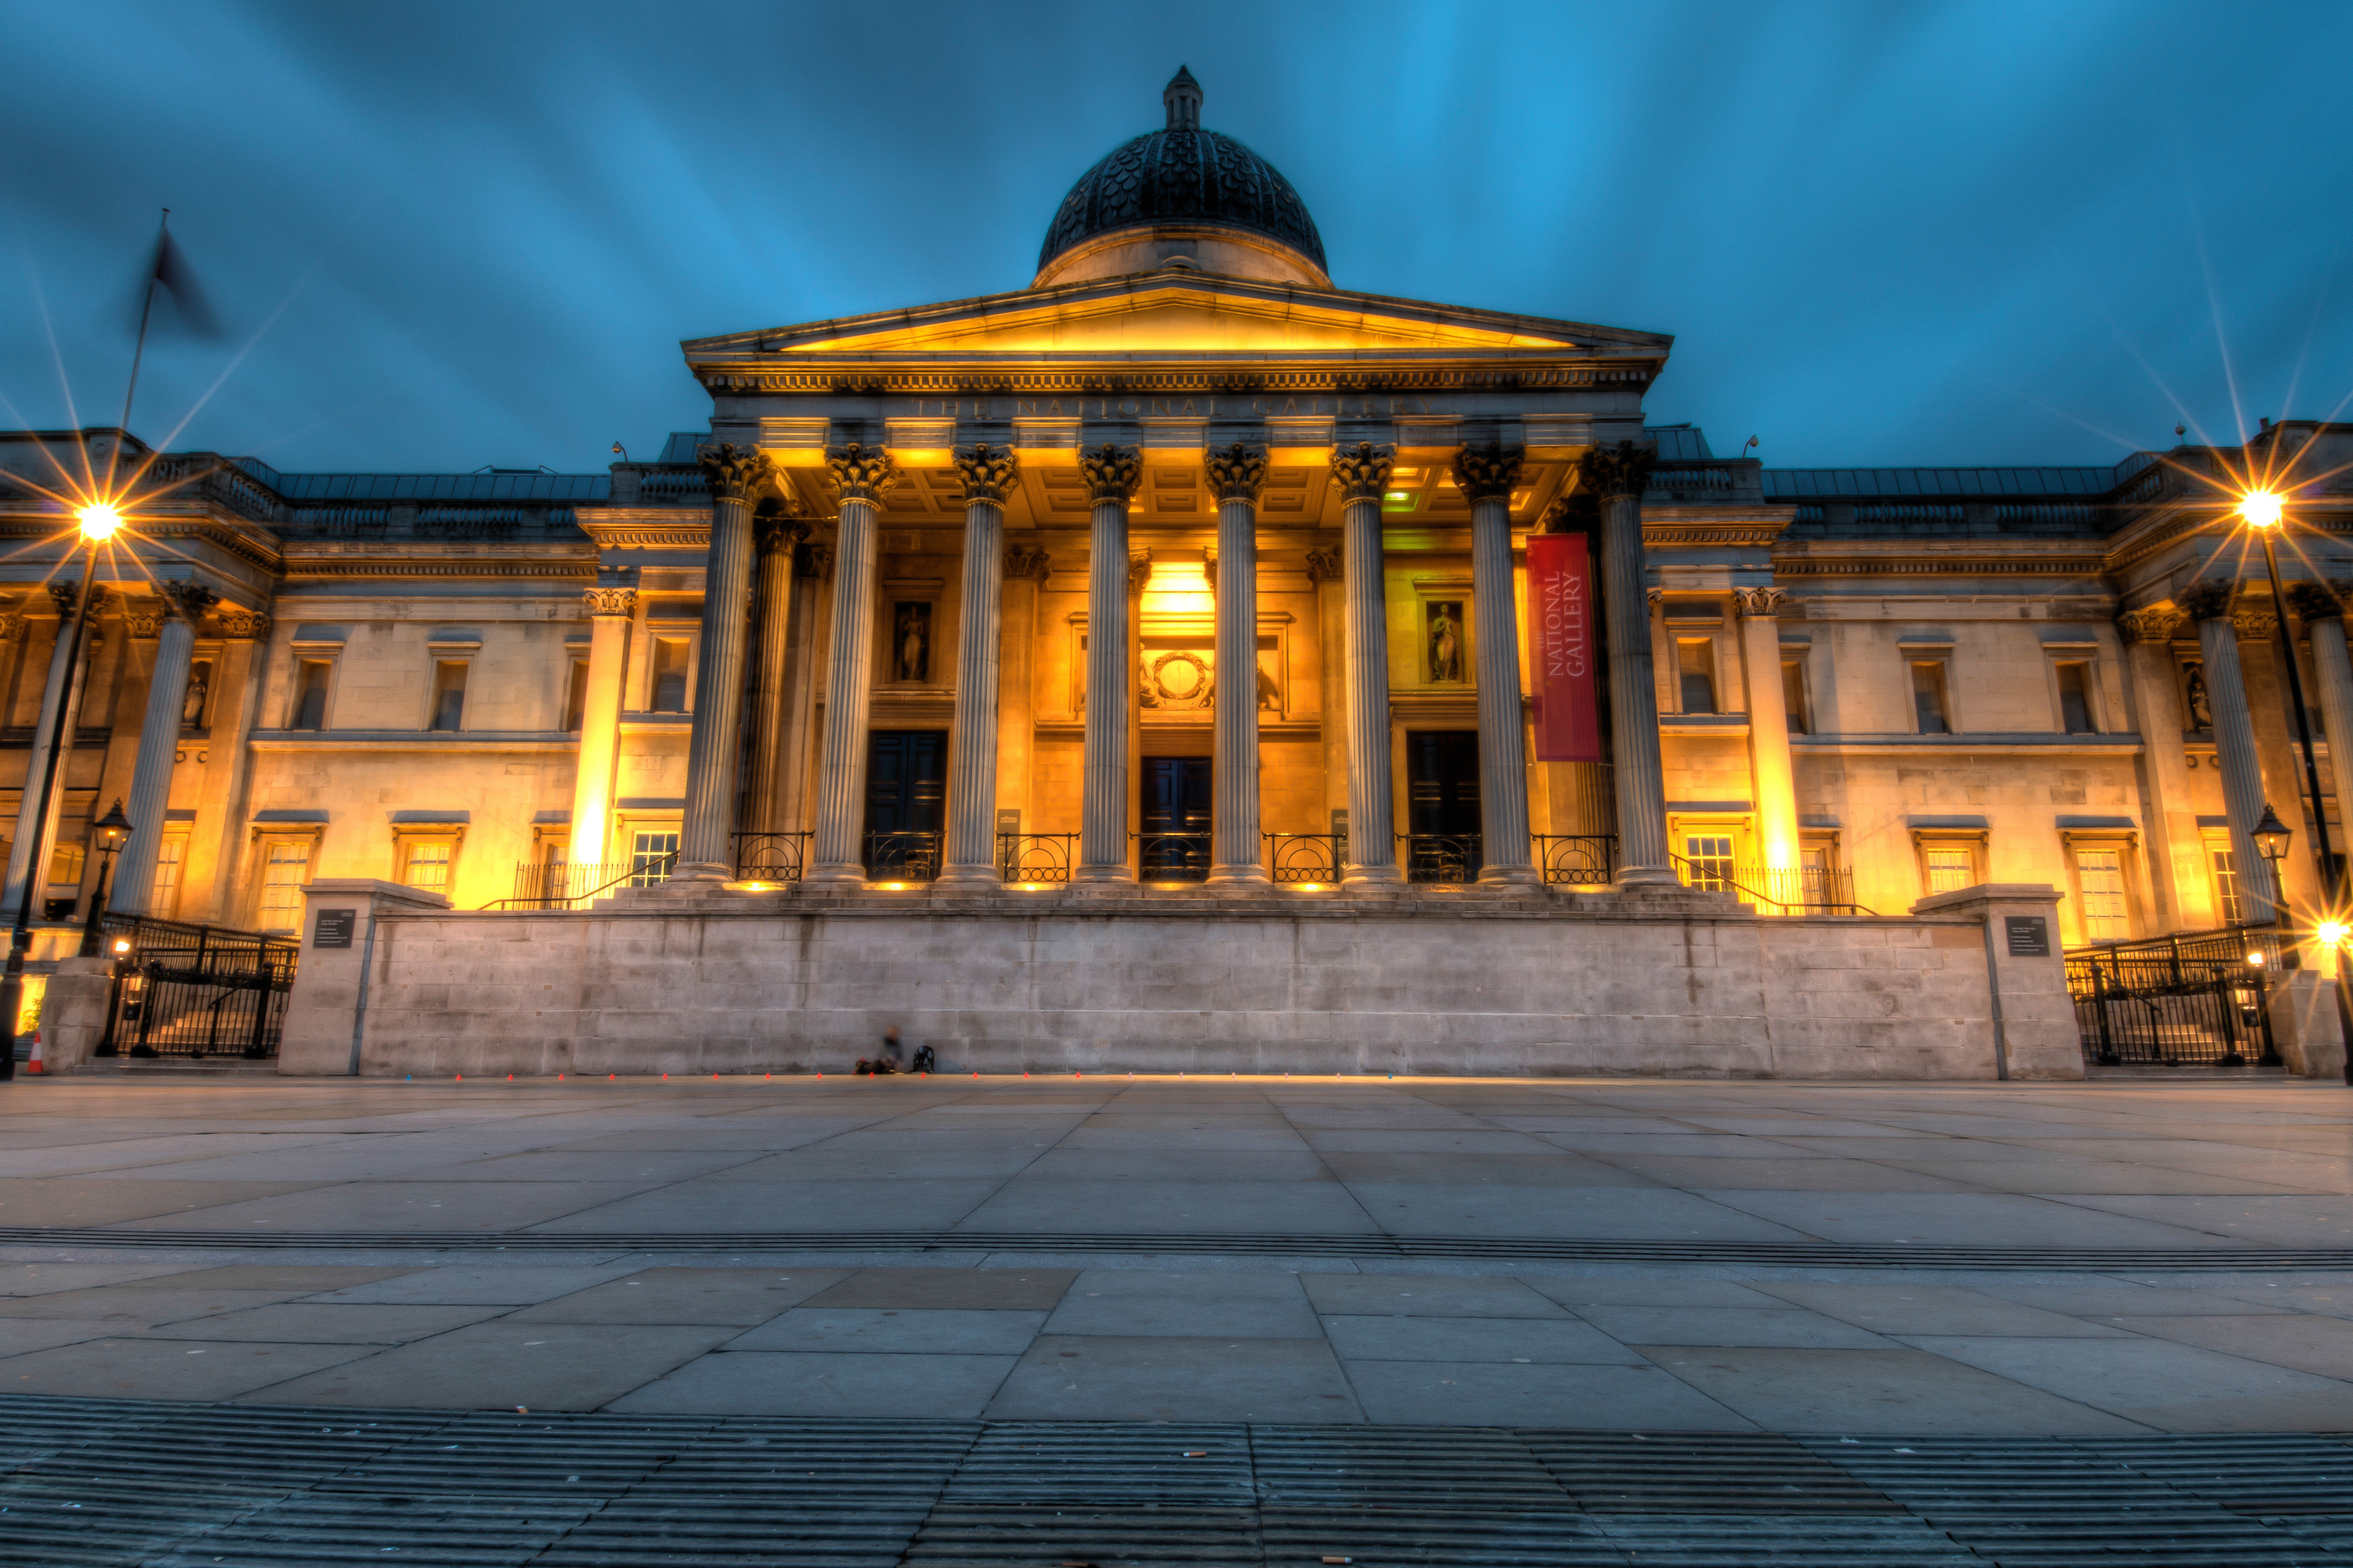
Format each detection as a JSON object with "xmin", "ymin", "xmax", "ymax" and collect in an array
[{"xmin": 1163, "ymin": 65, "xmax": 1202, "ymax": 131}]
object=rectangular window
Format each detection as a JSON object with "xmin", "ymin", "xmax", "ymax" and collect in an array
[
  {"xmin": 1781, "ymin": 659, "xmax": 1809, "ymax": 735},
  {"xmin": 1676, "ymin": 639, "xmax": 1718, "ymax": 715},
  {"xmin": 651, "ymin": 639, "xmax": 691, "ymax": 713},
  {"xmin": 628, "ymin": 830, "xmax": 678, "ymax": 887},
  {"xmin": 428, "ymin": 661, "xmax": 468, "ymax": 731},
  {"xmin": 42, "ymin": 841, "xmax": 85, "ymax": 920},
  {"xmin": 291, "ymin": 659, "xmax": 333, "ymax": 730},
  {"xmin": 2075, "ymin": 845, "xmax": 2129, "ymax": 940},
  {"xmin": 1911, "ymin": 660, "xmax": 1951, "ymax": 734},
  {"xmin": 2056, "ymin": 661, "xmax": 2097, "ymax": 734},
  {"xmin": 152, "ymin": 835, "xmax": 186, "ymax": 919},
  {"xmin": 1682, "ymin": 833, "xmax": 1735, "ymax": 892},
  {"xmin": 2212, "ymin": 845, "xmax": 2243, "ymax": 926},
  {"xmin": 561, "ymin": 658, "xmax": 589, "ymax": 733},
  {"xmin": 403, "ymin": 839, "xmax": 453, "ymax": 893},
  {"xmin": 257, "ymin": 839, "xmax": 311, "ymax": 931},
  {"xmin": 1924, "ymin": 844, "xmax": 1976, "ymax": 894}
]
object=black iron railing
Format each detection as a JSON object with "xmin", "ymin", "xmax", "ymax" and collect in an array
[
  {"xmin": 489, "ymin": 852, "xmax": 677, "ymax": 911},
  {"xmin": 1671, "ymin": 855, "xmax": 1872, "ymax": 915},
  {"xmin": 96, "ymin": 915, "xmax": 297, "ymax": 1060},
  {"xmin": 1402, "ymin": 833, "xmax": 1482, "ymax": 884},
  {"xmin": 864, "ymin": 831, "xmax": 939, "ymax": 883},
  {"xmin": 1534, "ymin": 834, "xmax": 1618, "ymax": 887},
  {"xmin": 1267, "ymin": 833, "xmax": 1342, "ymax": 885},
  {"xmin": 2065, "ymin": 925, "xmax": 2286, "ymax": 1066},
  {"xmin": 997, "ymin": 833, "xmax": 1078, "ymax": 885},
  {"xmin": 1137, "ymin": 831, "xmax": 1212, "ymax": 883},
  {"xmin": 733, "ymin": 831, "xmax": 812, "ymax": 884}
]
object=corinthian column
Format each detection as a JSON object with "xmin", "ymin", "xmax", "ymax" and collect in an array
[
  {"xmin": 1734, "ymin": 586, "xmax": 1800, "ymax": 875},
  {"xmin": 1584, "ymin": 440, "xmax": 1673, "ymax": 886},
  {"xmin": 1206, "ymin": 442, "xmax": 1271, "ymax": 886},
  {"xmin": 775, "ymin": 542, "xmax": 831, "ymax": 835},
  {"xmin": 109, "ymin": 582, "xmax": 216, "ymax": 914},
  {"xmin": 939, "ymin": 443, "xmax": 1018, "ymax": 886},
  {"xmin": 1075, "ymin": 443, "xmax": 1142, "ymax": 883},
  {"xmin": 2288, "ymin": 582, "xmax": 2353, "ymax": 880},
  {"xmin": 2180, "ymin": 580, "xmax": 2280, "ymax": 920},
  {"xmin": 1453, "ymin": 443, "xmax": 1537, "ymax": 885},
  {"xmin": 676, "ymin": 443, "xmax": 774, "ymax": 880},
  {"xmin": 748, "ymin": 508, "xmax": 808, "ymax": 833},
  {"xmin": 568, "ymin": 584, "xmax": 636, "ymax": 867},
  {"xmin": 1329, "ymin": 442, "xmax": 1401, "ymax": 886},
  {"xmin": 1, "ymin": 584, "xmax": 100, "ymax": 918},
  {"xmin": 807, "ymin": 444, "xmax": 899, "ymax": 884}
]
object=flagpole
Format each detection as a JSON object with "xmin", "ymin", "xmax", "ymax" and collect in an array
[{"xmin": 118, "ymin": 209, "xmax": 169, "ymax": 452}]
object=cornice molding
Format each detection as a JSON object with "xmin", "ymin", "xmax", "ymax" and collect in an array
[{"xmin": 692, "ymin": 364, "xmax": 1658, "ymax": 397}]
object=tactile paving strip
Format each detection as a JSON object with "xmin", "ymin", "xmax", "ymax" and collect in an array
[{"xmin": 2, "ymin": 1397, "xmax": 2351, "ymax": 1566}]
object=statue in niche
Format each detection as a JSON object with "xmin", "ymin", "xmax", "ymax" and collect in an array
[
  {"xmin": 181, "ymin": 661, "xmax": 211, "ymax": 728},
  {"xmin": 1428, "ymin": 602, "xmax": 1464, "ymax": 683},
  {"xmin": 893, "ymin": 602, "xmax": 931, "ymax": 683},
  {"xmin": 1257, "ymin": 655, "xmax": 1281, "ymax": 712},
  {"xmin": 2183, "ymin": 661, "xmax": 2213, "ymax": 731}
]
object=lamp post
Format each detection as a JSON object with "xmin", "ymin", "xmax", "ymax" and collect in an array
[
  {"xmin": 0, "ymin": 504, "xmax": 118, "ymax": 1084},
  {"xmin": 2252, "ymin": 803, "xmax": 2292, "ymax": 922},
  {"xmin": 77, "ymin": 800, "xmax": 132, "ymax": 959}
]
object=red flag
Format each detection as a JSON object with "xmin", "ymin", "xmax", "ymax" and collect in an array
[{"xmin": 1527, "ymin": 533, "xmax": 1602, "ymax": 762}]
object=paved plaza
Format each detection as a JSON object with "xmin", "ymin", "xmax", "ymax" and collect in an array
[{"xmin": 0, "ymin": 1073, "xmax": 2347, "ymax": 1437}]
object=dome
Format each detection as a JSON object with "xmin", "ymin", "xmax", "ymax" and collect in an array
[{"xmin": 1034, "ymin": 67, "xmax": 1329, "ymax": 290}]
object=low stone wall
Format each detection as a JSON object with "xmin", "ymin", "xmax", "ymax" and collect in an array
[{"xmin": 277, "ymin": 879, "xmax": 2085, "ymax": 1081}]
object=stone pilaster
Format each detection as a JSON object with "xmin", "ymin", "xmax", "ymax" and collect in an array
[
  {"xmin": 2288, "ymin": 582, "xmax": 2353, "ymax": 899},
  {"xmin": 774, "ymin": 542, "xmax": 832, "ymax": 836},
  {"xmin": 747, "ymin": 507, "xmax": 809, "ymax": 835},
  {"xmin": 1733, "ymin": 586, "xmax": 1800, "ymax": 875},
  {"xmin": 1076, "ymin": 444, "xmax": 1142, "ymax": 883},
  {"xmin": 996, "ymin": 546, "xmax": 1049, "ymax": 847},
  {"xmin": 110, "ymin": 582, "xmax": 216, "ymax": 915},
  {"xmin": 2233, "ymin": 602, "xmax": 2322, "ymax": 920},
  {"xmin": 1453, "ymin": 443, "xmax": 1536, "ymax": 885},
  {"xmin": 1, "ymin": 584, "xmax": 102, "ymax": 919},
  {"xmin": 1584, "ymin": 440, "xmax": 1673, "ymax": 886},
  {"xmin": 2180, "ymin": 580, "xmax": 2281, "ymax": 921},
  {"xmin": 807, "ymin": 444, "xmax": 898, "ymax": 884},
  {"xmin": 2117, "ymin": 606, "xmax": 2197, "ymax": 928},
  {"xmin": 677, "ymin": 443, "xmax": 774, "ymax": 880},
  {"xmin": 1205, "ymin": 442, "xmax": 1270, "ymax": 886},
  {"xmin": 1305, "ymin": 545, "xmax": 1349, "ymax": 854},
  {"xmin": 1329, "ymin": 442, "xmax": 1401, "ymax": 886},
  {"xmin": 938, "ymin": 444, "xmax": 1019, "ymax": 886},
  {"xmin": 567, "ymin": 585, "xmax": 637, "ymax": 867}
]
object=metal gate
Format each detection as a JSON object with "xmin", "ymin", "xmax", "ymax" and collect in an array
[
  {"xmin": 2066, "ymin": 928, "xmax": 2281, "ymax": 1067},
  {"xmin": 96, "ymin": 916, "xmax": 298, "ymax": 1060}
]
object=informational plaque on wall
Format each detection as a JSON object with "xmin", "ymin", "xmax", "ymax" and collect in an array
[
  {"xmin": 1525, "ymin": 533, "xmax": 1602, "ymax": 761},
  {"xmin": 313, "ymin": 909, "xmax": 356, "ymax": 949}
]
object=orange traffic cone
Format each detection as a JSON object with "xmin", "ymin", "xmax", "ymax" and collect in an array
[{"xmin": 25, "ymin": 1029, "xmax": 42, "ymax": 1075}]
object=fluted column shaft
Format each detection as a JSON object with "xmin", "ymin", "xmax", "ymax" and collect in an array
[
  {"xmin": 2186, "ymin": 587, "xmax": 2279, "ymax": 920},
  {"xmin": 1208, "ymin": 444, "xmax": 1269, "ymax": 885},
  {"xmin": 678, "ymin": 445, "xmax": 772, "ymax": 879},
  {"xmin": 112, "ymin": 584, "xmax": 214, "ymax": 914},
  {"xmin": 775, "ymin": 545, "xmax": 829, "ymax": 834},
  {"xmin": 808, "ymin": 445, "xmax": 897, "ymax": 883},
  {"xmin": 1454, "ymin": 445, "xmax": 1534, "ymax": 885},
  {"xmin": 2300, "ymin": 606, "xmax": 2353, "ymax": 869},
  {"xmin": 1735, "ymin": 588, "xmax": 1800, "ymax": 875},
  {"xmin": 1586, "ymin": 441, "xmax": 1671, "ymax": 885},
  {"xmin": 940, "ymin": 444, "xmax": 1017, "ymax": 885},
  {"xmin": 567, "ymin": 588, "xmax": 635, "ymax": 867},
  {"xmin": 747, "ymin": 516, "xmax": 804, "ymax": 835},
  {"xmin": 1331, "ymin": 445, "xmax": 1400, "ymax": 884},
  {"xmin": 1, "ymin": 589, "xmax": 92, "ymax": 916},
  {"xmin": 1076, "ymin": 445, "xmax": 1142, "ymax": 882}
]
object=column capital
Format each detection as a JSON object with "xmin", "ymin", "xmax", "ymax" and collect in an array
[
  {"xmin": 1304, "ymin": 546, "xmax": 1343, "ymax": 584},
  {"xmin": 1578, "ymin": 439, "xmax": 1658, "ymax": 500},
  {"xmin": 161, "ymin": 582, "xmax": 218, "ymax": 622},
  {"xmin": 1732, "ymin": 586, "xmax": 1789, "ymax": 619},
  {"xmin": 584, "ymin": 585, "xmax": 639, "ymax": 618},
  {"xmin": 2286, "ymin": 580, "xmax": 2346, "ymax": 625},
  {"xmin": 2118, "ymin": 606, "xmax": 2185, "ymax": 643},
  {"xmin": 1080, "ymin": 443, "xmax": 1143, "ymax": 502},
  {"xmin": 952, "ymin": 442, "xmax": 1020, "ymax": 504},
  {"xmin": 1327, "ymin": 441, "xmax": 1395, "ymax": 501},
  {"xmin": 1201, "ymin": 545, "xmax": 1217, "ymax": 591},
  {"xmin": 0, "ymin": 611, "xmax": 25, "ymax": 645},
  {"xmin": 754, "ymin": 511, "xmax": 810, "ymax": 557},
  {"xmin": 217, "ymin": 608, "xmax": 271, "ymax": 641},
  {"xmin": 1206, "ymin": 441, "xmax": 1270, "ymax": 501},
  {"xmin": 2233, "ymin": 608, "xmax": 2279, "ymax": 643},
  {"xmin": 824, "ymin": 442, "xmax": 898, "ymax": 501},
  {"xmin": 2176, "ymin": 578, "xmax": 2239, "ymax": 623},
  {"xmin": 1004, "ymin": 544, "xmax": 1051, "ymax": 582},
  {"xmin": 46, "ymin": 581, "xmax": 84, "ymax": 618},
  {"xmin": 794, "ymin": 542, "xmax": 834, "ymax": 581},
  {"xmin": 697, "ymin": 441, "xmax": 777, "ymax": 501},
  {"xmin": 126, "ymin": 607, "xmax": 163, "ymax": 639},
  {"xmin": 1450, "ymin": 442, "xmax": 1523, "ymax": 501},
  {"xmin": 1128, "ymin": 545, "xmax": 1153, "ymax": 592}
]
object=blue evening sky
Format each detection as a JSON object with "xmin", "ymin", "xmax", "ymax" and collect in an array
[{"xmin": 3, "ymin": 0, "xmax": 2347, "ymax": 476}]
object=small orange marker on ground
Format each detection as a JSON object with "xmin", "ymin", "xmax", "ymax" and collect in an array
[
  {"xmin": 454, "ymin": 1073, "xmax": 463, "ymax": 1081},
  {"xmin": 662, "ymin": 1073, "xmax": 669, "ymax": 1080},
  {"xmin": 507, "ymin": 1074, "xmax": 514, "ymax": 1081}
]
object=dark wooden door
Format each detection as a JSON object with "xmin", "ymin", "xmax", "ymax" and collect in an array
[
  {"xmin": 1406, "ymin": 731, "xmax": 1480, "ymax": 835},
  {"xmin": 865, "ymin": 730, "xmax": 947, "ymax": 876},
  {"xmin": 1142, "ymin": 757, "xmax": 1212, "ymax": 880}
]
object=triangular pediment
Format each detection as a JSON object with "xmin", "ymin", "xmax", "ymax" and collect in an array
[{"xmin": 686, "ymin": 268, "xmax": 1669, "ymax": 363}]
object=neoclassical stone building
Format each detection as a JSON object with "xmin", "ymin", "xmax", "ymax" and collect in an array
[{"xmin": 5, "ymin": 68, "xmax": 2351, "ymax": 1034}]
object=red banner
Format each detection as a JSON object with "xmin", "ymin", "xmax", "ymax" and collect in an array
[{"xmin": 1527, "ymin": 533, "xmax": 1602, "ymax": 762}]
